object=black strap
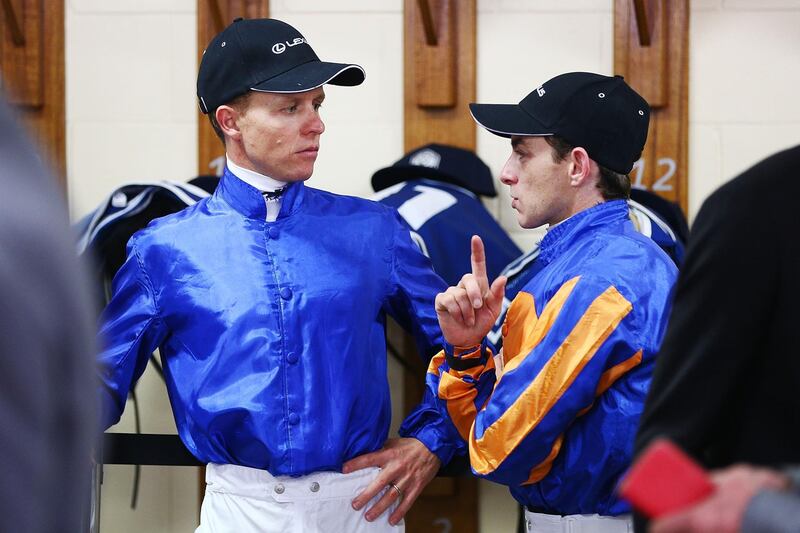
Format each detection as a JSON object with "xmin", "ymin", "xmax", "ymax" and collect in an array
[
  {"xmin": 102, "ymin": 433, "xmax": 202, "ymax": 466},
  {"xmin": 263, "ymin": 187, "xmax": 287, "ymax": 200},
  {"xmin": 445, "ymin": 346, "xmax": 487, "ymax": 371}
]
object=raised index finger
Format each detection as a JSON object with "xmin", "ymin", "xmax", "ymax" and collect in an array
[{"xmin": 470, "ymin": 235, "xmax": 489, "ymax": 293}]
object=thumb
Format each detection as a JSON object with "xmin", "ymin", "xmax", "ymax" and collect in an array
[{"xmin": 484, "ymin": 275, "xmax": 506, "ymax": 315}]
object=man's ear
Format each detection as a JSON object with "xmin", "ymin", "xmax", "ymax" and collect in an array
[
  {"xmin": 568, "ymin": 147, "xmax": 594, "ymax": 187},
  {"xmin": 216, "ymin": 105, "xmax": 241, "ymax": 141}
]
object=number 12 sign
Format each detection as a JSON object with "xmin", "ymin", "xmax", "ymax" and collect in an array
[{"xmin": 630, "ymin": 157, "xmax": 677, "ymax": 193}]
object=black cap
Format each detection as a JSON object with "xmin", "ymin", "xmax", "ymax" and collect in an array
[
  {"xmin": 371, "ymin": 144, "xmax": 497, "ymax": 197},
  {"xmin": 197, "ymin": 18, "xmax": 365, "ymax": 114},
  {"xmin": 469, "ymin": 72, "xmax": 650, "ymax": 174}
]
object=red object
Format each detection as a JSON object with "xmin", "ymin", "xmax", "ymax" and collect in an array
[{"xmin": 619, "ymin": 438, "xmax": 715, "ymax": 518}]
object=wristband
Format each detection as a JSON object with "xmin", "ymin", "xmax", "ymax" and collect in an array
[{"xmin": 445, "ymin": 342, "xmax": 488, "ymax": 371}]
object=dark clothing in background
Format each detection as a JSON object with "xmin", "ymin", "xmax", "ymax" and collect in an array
[
  {"xmin": 637, "ymin": 144, "xmax": 800, "ymax": 466},
  {"xmin": 629, "ymin": 188, "xmax": 689, "ymax": 246},
  {"xmin": 0, "ymin": 101, "xmax": 97, "ymax": 532},
  {"xmin": 635, "ymin": 145, "xmax": 800, "ymax": 529}
]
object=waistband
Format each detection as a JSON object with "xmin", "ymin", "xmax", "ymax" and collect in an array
[
  {"xmin": 523, "ymin": 509, "xmax": 632, "ymax": 533},
  {"xmin": 205, "ymin": 463, "xmax": 380, "ymax": 503}
]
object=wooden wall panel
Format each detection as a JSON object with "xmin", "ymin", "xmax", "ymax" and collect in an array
[
  {"xmin": 615, "ymin": 0, "xmax": 689, "ymax": 213},
  {"xmin": 404, "ymin": 0, "xmax": 476, "ymax": 153},
  {"xmin": 1, "ymin": 0, "xmax": 43, "ymax": 107},
  {"xmin": 0, "ymin": 0, "xmax": 65, "ymax": 188}
]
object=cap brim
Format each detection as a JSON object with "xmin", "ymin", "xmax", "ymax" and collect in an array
[
  {"xmin": 371, "ymin": 165, "xmax": 497, "ymax": 198},
  {"xmin": 469, "ymin": 103, "xmax": 554, "ymax": 138},
  {"xmin": 252, "ymin": 61, "xmax": 365, "ymax": 93}
]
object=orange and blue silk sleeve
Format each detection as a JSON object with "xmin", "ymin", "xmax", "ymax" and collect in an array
[{"xmin": 429, "ymin": 275, "xmax": 643, "ymax": 486}]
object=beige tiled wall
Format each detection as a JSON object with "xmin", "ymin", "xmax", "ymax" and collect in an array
[
  {"xmin": 66, "ymin": 2, "xmax": 198, "ymax": 219},
  {"xmin": 688, "ymin": 5, "xmax": 800, "ymax": 216},
  {"xmin": 67, "ymin": 1, "xmax": 800, "ymax": 532}
]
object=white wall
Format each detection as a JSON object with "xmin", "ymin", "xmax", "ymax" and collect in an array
[
  {"xmin": 66, "ymin": 1, "xmax": 800, "ymax": 532},
  {"xmin": 688, "ymin": 0, "xmax": 800, "ymax": 217},
  {"xmin": 66, "ymin": 0, "xmax": 198, "ymax": 220}
]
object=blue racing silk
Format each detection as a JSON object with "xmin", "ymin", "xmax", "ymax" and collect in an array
[
  {"xmin": 424, "ymin": 200, "xmax": 678, "ymax": 515},
  {"xmin": 372, "ymin": 179, "xmax": 522, "ymax": 286},
  {"xmin": 487, "ymin": 198, "xmax": 684, "ymax": 351},
  {"xmin": 98, "ymin": 168, "xmax": 454, "ymax": 476}
]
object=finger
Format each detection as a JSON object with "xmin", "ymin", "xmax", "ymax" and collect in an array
[
  {"xmin": 461, "ymin": 274, "xmax": 484, "ymax": 309},
  {"xmin": 351, "ymin": 471, "xmax": 393, "ymax": 510},
  {"xmin": 452, "ymin": 287, "xmax": 476, "ymax": 327},
  {"xmin": 434, "ymin": 292, "xmax": 450, "ymax": 314},
  {"xmin": 484, "ymin": 275, "xmax": 507, "ymax": 316},
  {"xmin": 388, "ymin": 484, "xmax": 417, "ymax": 525},
  {"xmin": 469, "ymin": 236, "xmax": 489, "ymax": 291},
  {"xmin": 436, "ymin": 290, "xmax": 468, "ymax": 324},
  {"xmin": 435, "ymin": 291, "xmax": 460, "ymax": 317},
  {"xmin": 364, "ymin": 485, "xmax": 401, "ymax": 522},
  {"xmin": 342, "ymin": 450, "xmax": 383, "ymax": 474}
]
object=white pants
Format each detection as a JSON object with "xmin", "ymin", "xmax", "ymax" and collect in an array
[
  {"xmin": 196, "ymin": 464, "xmax": 404, "ymax": 533},
  {"xmin": 524, "ymin": 509, "xmax": 632, "ymax": 533}
]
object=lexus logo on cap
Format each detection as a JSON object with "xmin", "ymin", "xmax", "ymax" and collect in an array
[{"xmin": 272, "ymin": 37, "xmax": 307, "ymax": 54}]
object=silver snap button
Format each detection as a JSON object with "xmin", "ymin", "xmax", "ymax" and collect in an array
[
  {"xmin": 598, "ymin": 92, "xmax": 605, "ymax": 98},
  {"xmin": 310, "ymin": 482, "xmax": 320, "ymax": 492},
  {"xmin": 274, "ymin": 483, "xmax": 285, "ymax": 494},
  {"xmin": 221, "ymin": 41, "xmax": 226, "ymax": 47},
  {"xmin": 111, "ymin": 192, "xmax": 128, "ymax": 208},
  {"xmin": 639, "ymin": 110, "xmax": 645, "ymax": 115}
]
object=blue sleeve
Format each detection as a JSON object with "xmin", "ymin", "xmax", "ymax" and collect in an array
[
  {"xmin": 382, "ymin": 211, "xmax": 459, "ymax": 464},
  {"xmin": 383, "ymin": 211, "xmax": 446, "ymax": 360},
  {"xmin": 97, "ymin": 237, "xmax": 167, "ymax": 429},
  {"xmin": 398, "ymin": 372, "xmax": 464, "ymax": 466}
]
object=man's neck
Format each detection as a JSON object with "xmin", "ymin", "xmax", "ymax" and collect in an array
[
  {"xmin": 226, "ymin": 155, "xmax": 286, "ymax": 193},
  {"xmin": 547, "ymin": 194, "xmax": 606, "ymax": 230},
  {"xmin": 563, "ymin": 191, "xmax": 606, "ymax": 223}
]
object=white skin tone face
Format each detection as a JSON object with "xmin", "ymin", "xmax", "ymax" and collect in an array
[
  {"xmin": 216, "ymin": 87, "xmax": 326, "ymax": 182},
  {"xmin": 499, "ymin": 136, "xmax": 604, "ymax": 228}
]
